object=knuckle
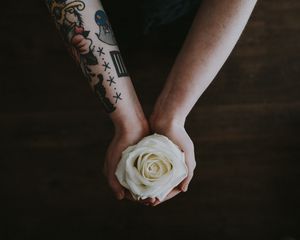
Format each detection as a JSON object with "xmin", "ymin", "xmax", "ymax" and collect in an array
[
  {"xmin": 186, "ymin": 158, "xmax": 196, "ymax": 171},
  {"xmin": 187, "ymin": 171, "xmax": 194, "ymax": 179},
  {"xmin": 187, "ymin": 138, "xmax": 194, "ymax": 149},
  {"xmin": 191, "ymin": 160, "xmax": 196, "ymax": 170}
]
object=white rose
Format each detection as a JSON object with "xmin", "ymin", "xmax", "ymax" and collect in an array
[{"xmin": 115, "ymin": 133, "xmax": 188, "ymax": 201}]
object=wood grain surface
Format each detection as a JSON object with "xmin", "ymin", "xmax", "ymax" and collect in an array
[{"xmin": 0, "ymin": 1, "xmax": 299, "ymax": 239}]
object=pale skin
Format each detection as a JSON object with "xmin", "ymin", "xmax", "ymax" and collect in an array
[
  {"xmin": 45, "ymin": 0, "xmax": 151, "ymax": 204},
  {"xmin": 150, "ymin": 0, "xmax": 257, "ymax": 206},
  {"xmin": 46, "ymin": 0, "xmax": 257, "ymax": 206}
]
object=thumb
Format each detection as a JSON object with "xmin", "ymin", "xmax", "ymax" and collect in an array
[
  {"xmin": 179, "ymin": 148, "xmax": 196, "ymax": 192},
  {"xmin": 179, "ymin": 172, "xmax": 194, "ymax": 192},
  {"xmin": 108, "ymin": 175, "xmax": 125, "ymax": 200}
]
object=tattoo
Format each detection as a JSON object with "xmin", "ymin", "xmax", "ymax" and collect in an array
[
  {"xmin": 46, "ymin": 1, "xmax": 121, "ymax": 113},
  {"xmin": 102, "ymin": 61, "xmax": 111, "ymax": 71},
  {"xmin": 47, "ymin": 0, "xmax": 98, "ymax": 67},
  {"xmin": 95, "ymin": 10, "xmax": 117, "ymax": 45},
  {"xmin": 94, "ymin": 74, "xmax": 116, "ymax": 113},
  {"xmin": 113, "ymin": 92, "xmax": 122, "ymax": 103},
  {"xmin": 86, "ymin": 66, "xmax": 96, "ymax": 78},
  {"xmin": 110, "ymin": 51, "xmax": 129, "ymax": 77},
  {"xmin": 97, "ymin": 47, "xmax": 105, "ymax": 56},
  {"xmin": 107, "ymin": 76, "xmax": 116, "ymax": 86}
]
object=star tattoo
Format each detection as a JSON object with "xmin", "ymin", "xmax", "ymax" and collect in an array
[
  {"xmin": 107, "ymin": 76, "xmax": 116, "ymax": 86},
  {"xmin": 102, "ymin": 61, "xmax": 111, "ymax": 71},
  {"xmin": 113, "ymin": 92, "xmax": 122, "ymax": 103},
  {"xmin": 97, "ymin": 47, "xmax": 105, "ymax": 56}
]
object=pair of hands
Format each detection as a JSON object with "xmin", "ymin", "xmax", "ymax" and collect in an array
[
  {"xmin": 70, "ymin": 25, "xmax": 196, "ymax": 206},
  {"xmin": 103, "ymin": 115, "xmax": 196, "ymax": 206},
  {"xmin": 71, "ymin": 29, "xmax": 197, "ymax": 206}
]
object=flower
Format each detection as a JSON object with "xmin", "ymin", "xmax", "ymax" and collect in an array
[{"xmin": 115, "ymin": 133, "xmax": 187, "ymax": 201}]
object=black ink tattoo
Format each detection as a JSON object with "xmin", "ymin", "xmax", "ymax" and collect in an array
[
  {"xmin": 46, "ymin": 1, "xmax": 120, "ymax": 113},
  {"xmin": 97, "ymin": 47, "xmax": 105, "ymax": 57},
  {"xmin": 113, "ymin": 92, "xmax": 122, "ymax": 103},
  {"xmin": 94, "ymin": 74, "xmax": 116, "ymax": 113},
  {"xmin": 110, "ymin": 51, "xmax": 129, "ymax": 77},
  {"xmin": 102, "ymin": 61, "xmax": 111, "ymax": 71},
  {"xmin": 94, "ymin": 10, "xmax": 117, "ymax": 45},
  {"xmin": 107, "ymin": 76, "xmax": 116, "ymax": 86},
  {"xmin": 46, "ymin": 0, "xmax": 98, "ymax": 80},
  {"xmin": 86, "ymin": 67, "xmax": 96, "ymax": 77}
]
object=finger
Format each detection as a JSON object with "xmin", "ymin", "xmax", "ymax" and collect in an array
[
  {"xmin": 164, "ymin": 188, "xmax": 182, "ymax": 201},
  {"xmin": 124, "ymin": 190, "xmax": 135, "ymax": 201},
  {"xmin": 140, "ymin": 197, "xmax": 156, "ymax": 206},
  {"xmin": 124, "ymin": 192, "xmax": 154, "ymax": 206},
  {"xmin": 153, "ymin": 189, "xmax": 181, "ymax": 206},
  {"xmin": 179, "ymin": 172, "xmax": 194, "ymax": 192},
  {"xmin": 179, "ymin": 150, "xmax": 196, "ymax": 192},
  {"xmin": 152, "ymin": 198, "xmax": 160, "ymax": 206},
  {"xmin": 108, "ymin": 175, "xmax": 125, "ymax": 200}
]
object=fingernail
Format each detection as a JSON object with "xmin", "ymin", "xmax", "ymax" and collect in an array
[{"xmin": 182, "ymin": 185, "xmax": 188, "ymax": 192}]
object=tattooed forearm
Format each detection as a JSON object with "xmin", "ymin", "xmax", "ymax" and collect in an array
[{"xmin": 45, "ymin": 0, "xmax": 129, "ymax": 113}]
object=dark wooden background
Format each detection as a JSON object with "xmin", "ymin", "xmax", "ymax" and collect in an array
[{"xmin": 1, "ymin": 0, "xmax": 299, "ymax": 239}]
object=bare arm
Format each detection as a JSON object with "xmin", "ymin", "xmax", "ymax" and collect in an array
[
  {"xmin": 152, "ymin": 0, "xmax": 257, "ymax": 124},
  {"xmin": 150, "ymin": 0, "xmax": 257, "ymax": 205}
]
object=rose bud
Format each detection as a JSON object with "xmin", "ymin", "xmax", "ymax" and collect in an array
[{"xmin": 115, "ymin": 134, "xmax": 188, "ymax": 201}]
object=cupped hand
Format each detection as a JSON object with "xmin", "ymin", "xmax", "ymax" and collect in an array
[
  {"xmin": 103, "ymin": 122, "xmax": 156, "ymax": 205},
  {"xmin": 149, "ymin": 117, "xmax": 196, "ymax": 206}
]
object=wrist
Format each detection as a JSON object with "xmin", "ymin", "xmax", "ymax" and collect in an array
[
  {"xmin": 149, "ymin": 111, "xmax": 186, "ymax": 136},
  {"xmin": 150, "ymin": 98, "xmax": 187, "ymax": 131},
  {"xmin": 112, "ymin": 111, "xmax": 149, "ymax": 137}
]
